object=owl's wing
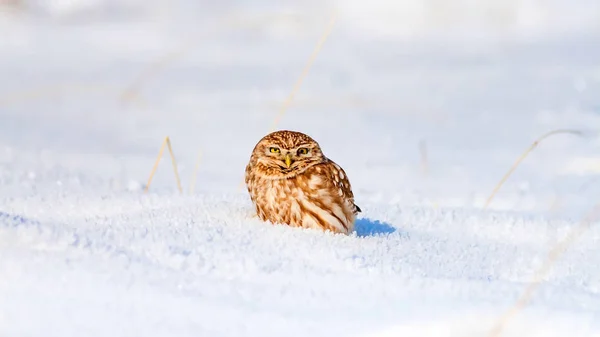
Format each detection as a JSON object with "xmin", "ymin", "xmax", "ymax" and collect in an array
[
  {"xmin": 244, "ymin": 162, "xmax": 256, "ymax": 199},
  {"xmin": 317, "ymin": 159, "xmax": 361, "ymax": 215}
]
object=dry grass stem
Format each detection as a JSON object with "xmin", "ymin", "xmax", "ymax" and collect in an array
[
  {"xmin": 484, "ymin": 129, "xmax": 583, "ymax": 209},
  {"xmin": 144, "ymin": 136, "xmax": 183, "ymax": 194},
  {"xmin": 269, "ymin": 11, "xmax": 338, "ymax": 132},
  {"xmin": 487, "ymin": 201, "xmax": 600, "ymax": 337},
  {"xmin": 189, "ymin": 150, "xmax": 203, "ymax": 195}
]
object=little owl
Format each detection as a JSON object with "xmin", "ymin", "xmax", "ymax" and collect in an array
[{"xmin": 245, "ymin": 130, "xmax": 361, "ymax": 235}]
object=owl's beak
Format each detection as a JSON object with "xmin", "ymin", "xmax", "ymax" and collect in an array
[{"xmin": 284, "ymin": 153, "xmax": 293, "ymax": 168}]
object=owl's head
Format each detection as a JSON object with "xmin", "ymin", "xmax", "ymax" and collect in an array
[{"xmin": 249, "ymin": 130, "xmax": 326, "ymax": 178}]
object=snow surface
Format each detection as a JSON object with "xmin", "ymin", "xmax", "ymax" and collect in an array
[{"xmin": 1, "ymin": 1, "xmax": 600, "ymax": 336}]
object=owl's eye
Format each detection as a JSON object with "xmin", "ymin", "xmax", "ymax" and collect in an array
[
  {"xmin": 269, "ymin": 147, "xmax": 280, "ymax": 153},
  {"xmin": 297, "ymin": 148, "xmax": 309, "ymax": 155}
]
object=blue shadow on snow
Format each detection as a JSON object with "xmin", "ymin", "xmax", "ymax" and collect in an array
[{"xmin": 354, "ymin": 218, "xmax": 396, "ymax": 237}]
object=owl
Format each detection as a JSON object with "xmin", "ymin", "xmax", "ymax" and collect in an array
[{"xmin": 244, "ymin": 130, "xmax": 361, "ymax": 235}]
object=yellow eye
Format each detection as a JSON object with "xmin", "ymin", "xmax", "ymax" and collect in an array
[
  {"xmin": 269, "ymin": 147, "xmax": 280, "ymax": 153},
  {"xmin": 297, "ymin": 148, "xmax": 309, "ymax": 155}
]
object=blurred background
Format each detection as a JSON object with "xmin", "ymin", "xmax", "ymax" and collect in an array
[
  {"xmin": 1, "ymin": 3, "xmax": 600, "ymax": 336},
  {"xmin": 1, "ymin": 0, "xmax": 599, "ymax": 216}
]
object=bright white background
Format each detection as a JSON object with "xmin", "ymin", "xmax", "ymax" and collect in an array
[{"xmin": 1, "ymin": 0, "xmax": 599, "ymax": 336}]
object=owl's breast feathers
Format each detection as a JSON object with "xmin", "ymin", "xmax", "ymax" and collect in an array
[{"xmin": 245, "ymin": 159, "xmax": 359, "ymax": 234}]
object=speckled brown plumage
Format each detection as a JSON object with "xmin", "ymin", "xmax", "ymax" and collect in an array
[{"xmin": 245, "ymin": 130, "xmax": 361, "ymax": 234}]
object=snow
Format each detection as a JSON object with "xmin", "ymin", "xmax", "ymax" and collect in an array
[{"xmin": 1, "ymin": 0, "xmax": 600, "ymax": 336}]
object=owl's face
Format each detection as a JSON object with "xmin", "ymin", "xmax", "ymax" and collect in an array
[{"xmin": 249, "ymin": 130, "xmax": 326, "ymax": 179}]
